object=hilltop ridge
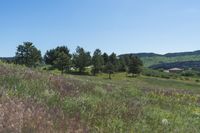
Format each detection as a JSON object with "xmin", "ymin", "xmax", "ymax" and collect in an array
[{"xmin": 120, "ymin": 50, "xmax": 200, "ymax": 67}]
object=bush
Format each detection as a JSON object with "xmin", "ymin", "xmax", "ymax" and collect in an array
[{"xmin": 181, "ymin": 71, "xmax": 195, "ymax": 77}]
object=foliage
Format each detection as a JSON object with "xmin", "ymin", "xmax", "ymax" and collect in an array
[
  {"xmin": 0, "ymin": 62, "xmax": 200, "ymax": 132},
  {"xmin": 118, "ymin": 55, "xmax": 130, "ymax": 72},
  {"xmin": 72, "ymin": 46, "xmax": 91, "ymax": 73},
  {"xmin": 128, "ymin": 56, "xmax": 143, "ymax": 75},
  {"xmin": 121, "ymin": 50, "xmax": 200, "ymax": 67},
  {"xmin": 104, "ymin": 62, "xmax": 115, "ymax": 79},
  {"xmin": 0, "ymin": 57, "xmax": 15, "ymax": 63},
  {"xmin": 108, "ymin": 53, "xmax": 119, "ymax": 71},
  {"xmin": 102, "ymin": 52, "xmax": 109, "ymax": 65},
  {"xmin": 91, "ymin": 49, "xmax": 104, "ymax": 75},
  {"xmin": 142, "ymin": 55, "xmax": 200, "ymax": 67},
  {"xmin": 15, "ymin": 42, "xmax": 42, "ymax": 67},
  {"xmin": 53, "ymin": 52, "xmax": 71, "ymax": 73},
  {"xmin": 44, "ymin": 46, "xmax": 71, "ymax": 67},
  {"xmin": 150, "ymin": 61, "xmax": 200, "ymax": 70}
]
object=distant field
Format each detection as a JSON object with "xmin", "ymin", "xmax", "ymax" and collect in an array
[{"xmin": 0, "ymin": 62, "xmax": 200, "ymax": 132}]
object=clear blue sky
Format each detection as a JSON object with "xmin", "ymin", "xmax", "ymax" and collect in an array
[{"xmin": 1, "ymin": 0, "xmax": 200, "ymax": 57}]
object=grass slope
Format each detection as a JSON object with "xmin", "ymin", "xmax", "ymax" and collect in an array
[
  {"xmin": 141, "ymin": 55, "xmax": 200, "ymax": 67},
  {"xmin": 0, "ymin": 62, "xmax": 200, "ymax": 132},
  {"xmin": 121, "ymin": 51, "xmax": 200, "ymax": 67}
]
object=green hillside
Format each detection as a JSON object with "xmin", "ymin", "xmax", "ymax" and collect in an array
[
  {"xmin": 141, "ymin": 55, "xmax": 200, "ymax": 67},
  {"xmin": 120, "ymin": 50, "xmax": 200, "ymax": 67},
  {"xmin": 0, "ymin": 61, "xmax": 200, "ymax": 132}
]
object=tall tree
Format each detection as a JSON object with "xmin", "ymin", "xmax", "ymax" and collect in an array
[
  {"xmin": 109, "ymin": 53, "xmax": 119, "ymax": 72},
  {"xmin": 53, "ymin": 52, "xmax": 71, "ymax": 74},
  {"xmin": 44, "ymin": 46, "xmax": 71, "ymax": 65},
  {"xmin": 102, "ymin": 53, "xmax": 109, "ymax": 65},
  {"xmin": 118, "ymin": 57, "xmax": 127, "ymax": 72},
  {"xmin": 105, "ymin": 62, "xmax": 114, "ymax": 79},
  {"xmin": 15, "ymin": 42, "xmax": 42, "ymax": 67},
  {"xmin": 92, "ymin": 49, "xmax": 104, "ymax": 75},
  {"xmin": 103, "ymin": 52, "xmax": 119, "ymax": 79},
  {"xmin": 118, "ymin": 55, "xmax": 131, "ymax": 72},
  {"xmin": 73, "ymin": 46, "xmax": 91, "ymax": 73},
  {"xmin": 128, "ymin": 56, "xmax": 143, "ymax": 76},
  {"xmin": 44, "ymin": 46, "xmax": 71, "ymax": 72}
]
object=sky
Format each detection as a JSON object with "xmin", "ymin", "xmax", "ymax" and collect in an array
[{"xmin": 1, "ymin": 0, "xmax": 200, "ymax": 57}]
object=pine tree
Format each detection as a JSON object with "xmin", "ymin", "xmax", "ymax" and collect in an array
[
  {"xmin": 102, "ymin": 53, "xmax": 109, "ymax": 65},
  {"xmin": 53, "ymin": 51, "xmax": 71, "ymax": 74},
  {"xmin": 15, "ymin": 42, "xmax": 42, "ymax": 67},
  {"xmin": 105, "ymin": 62, "xmax": 114, "ymax": 79},
  {"xmin": 44, "ymin": 46, "xmax": 71, "ymax": 66},
  {"xmin": 92, "ymin": 49, "xmax": 104, "ymax": 76},
  {"xmin": 128, "ymin": 56, "xmax": 143, "ymax": 76},
  {"xmin": 73, "ymin": 46, "xmax": 91, "ymax": 73}
]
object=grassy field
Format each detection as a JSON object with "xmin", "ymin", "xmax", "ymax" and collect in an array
[{"xmin": 0, "ymin": 62, "xmax": 200, "ymax": 132}]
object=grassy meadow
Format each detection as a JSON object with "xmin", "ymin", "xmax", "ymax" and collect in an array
[{"xmin": 0, "ymin": 61, "xmax": 200, "ymax": 132}]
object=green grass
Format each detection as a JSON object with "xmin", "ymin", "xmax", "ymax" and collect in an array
[
  {"xmin": 141, "ymin": 55, "xmax": 200, "ymax": 67},
  {"xmin": 0, "ymin": 62, "xmax": 200, "ymax": 132}
]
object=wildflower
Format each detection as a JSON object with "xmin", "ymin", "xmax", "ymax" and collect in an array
[{"xmin": 162, "ymin": 119, "xmax": 169, "ymax": 126}]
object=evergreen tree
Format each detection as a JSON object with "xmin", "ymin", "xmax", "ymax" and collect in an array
[
  {"xmin": 102, "ymin": 53, "xmax": 109, "ymax": 65},
  {"xmin": 109, "ymin": 53, "xmax": 119, "ymax": 71},
  {"xmin": 118, "ymin": 55, "xmax": 131, "ymax": 72},
  {"xmin": 53, "ymin": 52, "xmax": 71, "ymax": 73},
  {"xmin": 103, "ymin": 52, "xmax": 119, "ymax": 79},
  {"xmin": 15, "ymin": 42, "xmax": 42, "ymax": 67},
  {"xmin": 105, "ymin": 62, "xmax": 114, "ymax": 79},
  {"xmin": 128, "ymin": 56, "xmax": 143, "ymax": 76},
  {"xmin": 118, "ymin": 57, "xmax": 126, "ymax": 72},
  {"xmin": 92, "ymin": 49, "xmax": 104, "ymax": 75},
  {"xmin": 44, "ymin": 46, "xmax": 71, "ymax": 65},
  {"xmin": 73, "ymin": 46, "xmax": 91, "ymax": 73}
]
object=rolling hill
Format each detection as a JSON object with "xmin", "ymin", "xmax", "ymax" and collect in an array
[
  {"xmin": 150, "ymin": 61, "xmax": 200, "ymax": 69},
  {"xmin": 120, "ymin": 50, "xmax": 200, "ymax": 67}
]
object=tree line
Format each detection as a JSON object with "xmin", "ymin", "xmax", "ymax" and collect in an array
[{"xmin": 12, "ymin": 42, "xmax": 143, "ymax": 79}]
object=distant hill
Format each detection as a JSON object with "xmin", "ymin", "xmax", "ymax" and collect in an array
[
  {"xmin": 164, "ymin": 50, "xmax": 200, "ymax": 57},
  {"xmin": 120, "ymin": 50, "xmax": 200, "ymax": 67},
  {"xmin": 120, "ymin": 53, "xmax": 161, "ymax": 58},
  {"xmin": 126, "ymin": 50, "xmax": 200, "ymax": 58},
  {"xmin": 150, "ymin": 61, "xmax": 200, "ymax": 70},
  {"xmin": 0, "ymin": 57, "xmax": 15, "ymax": 63}
]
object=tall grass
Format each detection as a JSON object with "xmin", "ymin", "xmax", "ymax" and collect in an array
[{"xmin": 0, "ymin": 62, "xmax": 199, "ymax": 132}]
